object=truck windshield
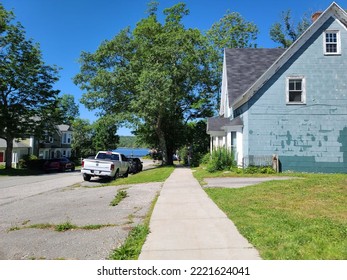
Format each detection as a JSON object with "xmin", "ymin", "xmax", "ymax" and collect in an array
[{"xmin": 96, "ymin": 153, "xmax": 119, "ymax": 161}]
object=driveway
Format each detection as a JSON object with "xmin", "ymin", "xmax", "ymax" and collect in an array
[{"xmin": 0, "ymin": 170, "xmax": 161, "ymax": 260}]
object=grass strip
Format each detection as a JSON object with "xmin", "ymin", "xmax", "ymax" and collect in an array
[
  {"xmin": 9, "ymin": 222, "xmax": 116, "ymax": 232},
  {"xmin": 106, "ymin": 166, "xmax": 175, "ymax": 186},
  {"xmin": 110, "ymin": 189, "xmax": 128, "ymax": 206}
]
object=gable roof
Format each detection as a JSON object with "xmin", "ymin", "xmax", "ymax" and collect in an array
[
  {"xmin": 57, "ymin": 124, "xmax": 71, "ymax": 132},
  {"xmin": 225, "ymin": 48, "xmax": 286, "ymax": 106},
  {"xmin": 231, "ymin": 2, "xmax": 347, "ymax": 109}
]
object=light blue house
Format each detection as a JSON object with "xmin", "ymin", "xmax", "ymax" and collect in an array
[{"xmin": 207, "ymin": 2, "xmax": 347, "ymax": 173}]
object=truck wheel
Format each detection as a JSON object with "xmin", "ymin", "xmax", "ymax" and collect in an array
[
  {"xmin": 123, "ymin": 168, "xmax": 129, "ymax": 178},
  {"xmin": 83, "ymin": 174, "xmax": 91, "ymax": 181},
  {"xmin": 113, "ymin": 169, "xmax": 119, "ymax": 181}
]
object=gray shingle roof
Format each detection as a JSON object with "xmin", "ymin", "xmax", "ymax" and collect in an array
[
  {"xmin": 0, "ymin": 139, "xmax": 31, "ymax": 148},
  {"xmin": 225, "ymin": 48, "xmax": 286, "ymax": 105},
  {"xmin": 207, "ymin": 116, "xmax": 243, "ymax": 132}
]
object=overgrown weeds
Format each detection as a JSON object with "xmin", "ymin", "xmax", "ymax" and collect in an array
[
  {"xmin": 8, "ymin": 222, "xmax": 116, "ymax": 232},
  {"xmin": 109, "ymin": 193, "xmax": 159, "ymax": 260},
  {"xmin": 110, "ymin": 189, "xmax": 128, "ymax": 206}
]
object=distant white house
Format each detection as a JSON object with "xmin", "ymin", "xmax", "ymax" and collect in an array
[{"xmin": 0, "ymin": 137, "xmax": 34, "ymax": 166}]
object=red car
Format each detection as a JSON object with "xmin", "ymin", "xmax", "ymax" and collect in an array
[{"xmin": 43, "ymin": 158, "xmax": 75, "ymax": 172}]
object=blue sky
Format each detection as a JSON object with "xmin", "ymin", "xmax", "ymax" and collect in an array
[{"xmin": 2, "ymin": 0, "xmax": 347, "ymax": 135}]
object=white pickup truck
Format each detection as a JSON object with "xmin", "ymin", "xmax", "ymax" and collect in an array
[{"xmin": 81, "ymin": 151, "xmax": 130, "ymax": 181}]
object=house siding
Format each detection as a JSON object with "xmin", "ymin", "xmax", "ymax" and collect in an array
[{"xmin": 236, "ymin": 17, "xmax": 347, "ymax": 172}]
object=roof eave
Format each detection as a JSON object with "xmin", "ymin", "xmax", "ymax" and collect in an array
[{"xmin": 206, "ymin": 130, "xmax": 226, "ymax": 136}]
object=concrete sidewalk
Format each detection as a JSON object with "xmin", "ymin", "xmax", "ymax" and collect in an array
[{"xmin": 139, "ymin": 167, "xmax": 261, "ymax": 260}]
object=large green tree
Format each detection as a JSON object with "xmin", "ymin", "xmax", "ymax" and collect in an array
[
  {"xmin": 206, "ymin": 10, "xmax": 258, "ymax": 109},
  {"xmin": 71, "ymin": 118, "xmax": 94, "ymax": 158},
  {"xmin": 74, "ymin": 2, "xmax": 219, "ymax": 165},
  {"xmin": 207, "ymin": 11, "xmax": 258, "ymax": 52},
  {"xmin": 0, "ymin": 4, "xmax": 60, "ymax": 169},
  {"xmin": 58, "ymin": 94, "xmax": 80, "ymax": 125},
  {"xmin": 72, "ymin": 116, "xmax": 119, "ymax": 158},
  {"xmin": 92, "ymin": 115, "xmax": 119, "ymax": 152}
]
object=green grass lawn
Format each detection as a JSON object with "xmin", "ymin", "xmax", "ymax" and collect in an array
[
  {"xmin": 198, "ymin": 168, "xmax": 347, "ymax": 259},
  {"xmin": 105, "ymin": 166, "xmax": 175, "ymax": 186}
]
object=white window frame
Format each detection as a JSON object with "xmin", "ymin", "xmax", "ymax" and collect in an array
[
  {"xmin": 324, "ymin": 30, "xmax": 341, "ymax": 55},
  {"xmin": 286, "ymin": 76, "xmax": 306, "ymax": 105}
]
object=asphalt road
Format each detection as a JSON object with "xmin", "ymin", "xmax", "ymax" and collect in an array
[{"xmin": 0, "ymin": 167, "xmax": 161, "ymax": 260}]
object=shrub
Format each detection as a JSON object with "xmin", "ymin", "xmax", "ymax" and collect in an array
[
  {"xmin": 19, "ymin": 154, "xmax": 40, "ymax": 169},
  {"xmin": 206, "ymin": 147, "xmax": 236, "ymax": 172},
  {"xmin": 178, "ymin": 146, "xmax": 188, "ymax": 165},
  {"xmin": 236, "ymin": 165, "xmax": 276, "ymax": 174},
  {"xmin": 200, "ymin": 153, "xmax": 210, "ymax": 165}
]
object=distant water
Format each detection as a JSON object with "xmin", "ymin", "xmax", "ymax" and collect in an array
[{"xmin": 114, "ymin": 147, "xmax": 150, "ymax": 158}]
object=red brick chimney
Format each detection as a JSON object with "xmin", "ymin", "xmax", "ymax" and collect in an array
[{"xmin": 311, "ymin": 11, "xmax": 323, "ymax": 22}]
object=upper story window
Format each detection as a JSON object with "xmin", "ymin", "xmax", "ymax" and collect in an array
[
  {"xmin": 286, "ymin": 76, "xmax": 306, "ymax": 105},
  {"xmin": 62, "ymin": 132, "xmax": 71, "ymax": 144},
  {"xmin": 43, "ymin": 132, "xmax": 54, "ymax": 143},
  {"xmin": 324, "ymin": 30, "xmax": 341, "ymax": 55}
]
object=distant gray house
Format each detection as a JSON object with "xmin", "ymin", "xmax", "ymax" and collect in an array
[
  {"xmin": 39, "ymin": 124, "xmax": 73, "ymax": 160},
  {"xmin": 207, "ymin": 2, "xmax": 347, "ymax": 173}
]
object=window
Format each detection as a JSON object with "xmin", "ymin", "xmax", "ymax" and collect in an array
[
  {"xmin": 43, "ymin": 132, "xmax": 54, "ymax": 143},
  {"xmin": 286, "ymin": 77, "xmax": 306, "ymax": 104},
  {"xmin": 324, "ymin": 31, "xmax": 340, "ymax": 55},
  {"xmin": 62, "ymin": 133, "xmax": 71, "ymax": 144}
]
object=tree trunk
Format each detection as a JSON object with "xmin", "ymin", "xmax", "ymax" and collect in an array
[
  {"xmin": 157, "ymin": 128, "xmax": 168, "ymax": 165},
  {"xmin": 165, "ymin": 142, "xmax": 174, "ymax": 166},
  {"xmin": 156, "ymin": 117, "xmax": 173, "ymax": 166},
  {"xmin": 5, "ymin": 137, "xmax": 13, "ymax": 169}
]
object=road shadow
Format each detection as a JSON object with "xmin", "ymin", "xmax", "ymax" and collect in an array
[{"xmin": 0, "ymin": 168, "xmax": 80, "ymax": 177}]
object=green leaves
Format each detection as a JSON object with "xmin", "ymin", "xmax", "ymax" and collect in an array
[
  {"xmin": 74, "ymin": 3, "xmax": 219, "ymax": 164},
  {"xmin": 206, "ymin": 11, "xmax": 258, "ymax": 51},
  {"xmin": 0, "ymin": 4, "xmax": 60, "ymax": 168},
  {"xmin": 269, "ymin": 10, "xmax": 311, "ymax": 48}
]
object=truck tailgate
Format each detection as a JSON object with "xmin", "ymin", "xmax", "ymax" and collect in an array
[{"xmin": 83, "ymin": 160, "xmax": 112, "ymax": 171}]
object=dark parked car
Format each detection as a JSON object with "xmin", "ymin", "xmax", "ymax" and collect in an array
[
  {"xmin": 43, "ymin": 158, "xmax": 75, "ymax": 172},
  {"xmin": 128, "ymin": 158, "xmax": 143, "ymax": 174}
]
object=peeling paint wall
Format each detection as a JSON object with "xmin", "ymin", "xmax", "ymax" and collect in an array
[{"xmin": 236, "ymin": 17, "xmax": 347, "ymax": 173}]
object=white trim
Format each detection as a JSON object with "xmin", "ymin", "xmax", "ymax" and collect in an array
[
  {"xmin": 323, "ymin": 30, "xmax": 341, "ymax": 55},
  {"xmin": 236, "ymin": 131, "xmax": 243, "ymax": 167},
  {"xmin": 286, "ymin": 76, "xmax": 306, "ymax": 105},
  {"xmin": 220, "ymin": 51, "xmax": 229, "ymax": 116}
]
